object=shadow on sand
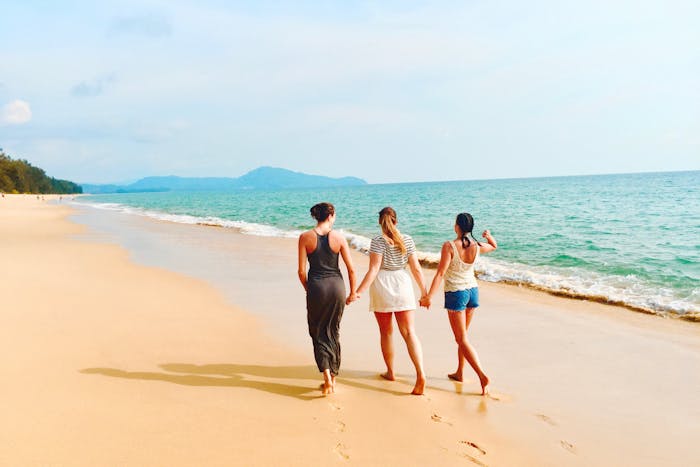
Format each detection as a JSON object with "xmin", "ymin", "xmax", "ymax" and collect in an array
[{"xmin": 81, "ymin": 363, "xmax": 407, "ymax": 400}]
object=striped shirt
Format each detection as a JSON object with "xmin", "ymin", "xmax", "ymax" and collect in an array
[{"xmin": 369, "ymin": 234, "xmax": 416, "ymax": 271}]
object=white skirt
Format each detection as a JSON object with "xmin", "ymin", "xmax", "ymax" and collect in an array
[{"xmin": 369, "ymin": 268, "xmax": 416, "ymax": 312}]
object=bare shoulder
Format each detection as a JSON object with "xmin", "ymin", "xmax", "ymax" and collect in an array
[
  {"xmin": 329, "ymin": 229, "xmax": 345, "ymax": 241},
  {"xmin": 328, "ymin": 230, "xmax": 346, "ymax": 252},
  {"xmin": 441, "ymin": 240, "xmax": 454, "ymax": 256},
  {"xmin": 299, "ymin": 229, "xmax": 314, "ymax": 243}
]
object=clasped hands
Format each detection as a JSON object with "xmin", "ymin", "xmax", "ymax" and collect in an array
[
  {"xmin": 345, "ymin": 292, "xmax": 360, "ymax": 305},
  {"xmin": 419, "ymin": 294, "xmax": 431, "ymax": 309}
]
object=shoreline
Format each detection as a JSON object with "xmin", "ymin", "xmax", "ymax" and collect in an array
[
  {"xmin": 74, "ymin": 197, "xmax": 699, "ymax": 320},
  {"xmin": 3, "ymin": 195, "xmax": 700, "ymax": 466},
  {"xmin": 485, "ymin": 277, "xmax": 700, "ymax": 323}
]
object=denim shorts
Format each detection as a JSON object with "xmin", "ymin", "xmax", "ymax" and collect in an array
[{"xmin": 444, "ymin": 287, "xmax": 479, "ymax": 311}]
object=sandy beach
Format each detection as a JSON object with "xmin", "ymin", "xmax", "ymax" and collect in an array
[{"xmin": 2, "ymin": 195, "xmax": 699, "ymax": 466}]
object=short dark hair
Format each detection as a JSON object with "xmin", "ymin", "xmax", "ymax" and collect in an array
[{"xmin": 310, "ymin": 202, "xmax": 335, "ymax": 222}]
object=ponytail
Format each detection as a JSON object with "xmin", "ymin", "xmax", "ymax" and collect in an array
[
  {"xmin": 456, "ymin": 212, "xmax": 480, "ymax": 249},
  {"xmin": 461, "ymin": 232, "xmax": 471, "ymax": 249},
  {"xmin": 378, "ymin": 207, "xmax": 406, "ymax": 254}
]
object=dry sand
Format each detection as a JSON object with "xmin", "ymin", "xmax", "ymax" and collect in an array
[{"xmin": 1, "ymin": 195, "xmax": 699, "ymax": 466}]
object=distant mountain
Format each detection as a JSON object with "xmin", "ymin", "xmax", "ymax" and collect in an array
[
  {"xmin": 81, "ymin": 166, "xmax": 366, "ymax": 193},
  {"xmin": 236, "ymin": 167, "xmax": 365, "ymax": 190}
]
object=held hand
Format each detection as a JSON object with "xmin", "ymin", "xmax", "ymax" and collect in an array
[
  {"xmin": 346, "ymin": 292, "xmax": 360, "ymax": 306},
  {"xmin": 419, "ymin": 295, "xmax": 431, "ymax": 309}
]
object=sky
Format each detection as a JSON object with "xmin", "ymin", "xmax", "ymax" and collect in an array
[{"xmin": 0, "ymin": 0, "xmax": 698, "ymax": 184}]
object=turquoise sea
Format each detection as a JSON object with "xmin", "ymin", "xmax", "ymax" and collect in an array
[{"xmin": 78, "ymin": 171, "xmax": 700, "ymax": 317}]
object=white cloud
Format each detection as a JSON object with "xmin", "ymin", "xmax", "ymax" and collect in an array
[{"xmin": 1, "ymin": 99, "xmax": 32, "ymax": 125}]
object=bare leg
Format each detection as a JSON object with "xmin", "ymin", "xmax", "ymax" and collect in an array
[
  {"xmin": 374, "ymin": 312, "xmax": 395, "ymax": 380},
  {"xmin": 321, "ymin": 369, "xmax": 334, "ymax": 395},
  {"xmin": 448, "ymin": 309, "xmax": 489, "ymax": 395},
  {"xmin": 448, "ymin": 347, "xmax": 466, "ymax": 382},
  {"xmin": 395, "ymin": 310, "xmax": 426, "ymax": 395}
]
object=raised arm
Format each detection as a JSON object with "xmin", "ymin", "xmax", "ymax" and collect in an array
[
  {"xmin": 425, "ymin": 241, "xmax": 453, "ymax": 302},
  {"xmin": 479, "ymin": 229, "xmax": 498, "ymax": 254},
  {"xmin": 297, "ymin": 233, "xmax": 309, "ymax": 291},
  {"xmin": 338, "ymin": 235, "xmax": 357, "ymax": 298}
]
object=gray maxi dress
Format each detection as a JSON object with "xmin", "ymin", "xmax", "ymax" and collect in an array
[{"xmin": 306, "ymin": 233, "xmax": 346, "ymax": 376}]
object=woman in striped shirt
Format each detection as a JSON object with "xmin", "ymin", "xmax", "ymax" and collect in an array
[{"xmin": 350, "ymin": 207, "xmax": 429, "ymax": 395}]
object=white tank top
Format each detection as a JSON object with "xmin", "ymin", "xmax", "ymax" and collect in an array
[{"xmin": 444, "ymin": 240, "xmax": 479, "ymax": 292}]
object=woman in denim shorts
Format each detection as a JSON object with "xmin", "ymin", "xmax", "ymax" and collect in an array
[{"xmin": 421, "ymin": 213, "xmax": 497, "ymax": 395}]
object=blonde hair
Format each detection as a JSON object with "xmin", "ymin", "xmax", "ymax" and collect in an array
[{"xmin": 378, "ymin": 207, "xmax": 406, "ymax": 254}]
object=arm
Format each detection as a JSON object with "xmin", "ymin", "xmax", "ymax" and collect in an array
[
  {"xmin": 338, "ymin": 236, "xmax": 357, "ymax": 298},
  {"xmin": 479, "ymin": 229, "xmax": 498, "ymax": 254},
  {"xmin": 297, "ymin": 234, "xmax": 308, "ymax": 291},
  {"xmin": 425, "ymin": 242, "xmax": 453, "ymax": 301},
  {"xmin": 355, "ymin": 252, "xmax": 383, "ymax": 296},
  {"xmin": 408, "ymin": 253, "xmax": 427, "ymax": 298}
]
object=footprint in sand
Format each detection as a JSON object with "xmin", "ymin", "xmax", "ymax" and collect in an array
[
  {"xmin": 535, "ymin": 413, "xmax": 558, "ymax": 426},
  {"xmin": 459, "ymin": 453, "xmax": 488, "ymax": 466},
  {"xmin": 459, "ymin": 440, "xmax": 487, "ymax": 456},
  {"xmin": 334, "ymin": 443, "xmax": 350, "ymax": 460},
  {"xmin": 431, "ymin": 413, "xmax": 454, "ymax": 426},
  {"xmin": 329, "ymin": 402, "xmax": 342, "ymax": 411},
  {"xmin": 335, "ymin": 421, "xmax": 346, "ymax": 433},
  {"xmin": 560, "ymin": 440, "xmax": 576, "ymax": 454},
  {"xmin": 486, "ymin": 392, "xmax": 509, "ymax": 402}
]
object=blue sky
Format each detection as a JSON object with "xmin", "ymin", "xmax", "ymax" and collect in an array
[{"xmin": 0, "ymin": 0, "xmax": 698, "ymax": 184}]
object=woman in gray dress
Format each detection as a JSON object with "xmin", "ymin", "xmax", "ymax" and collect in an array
[{"xmin": 298, "ymin": 202, "xmax": 357, "ymax": 395}]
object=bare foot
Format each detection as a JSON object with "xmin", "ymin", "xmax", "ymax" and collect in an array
[
  {"xmin": 322, "ymin": 382, "xmax": 334, "ymax": 395},
  {"xmin": 411, "ymin": 376, "xmax": 426, "ymax": 395},
  {"xmin": 331, "ymin": 375, "xmax": 337, "ymax": 390},
  {"xmin": 380, "ymin": 371, "xmax": 395, "ymax": 381},
  {"xmin": 447, "ymin": 372, "xmax": 463, "ymax": 382},
  {"xmin": 479, "ymin": 374, "xmax": 490, "ymax": 395}
]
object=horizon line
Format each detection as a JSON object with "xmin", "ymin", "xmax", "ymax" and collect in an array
[{"xmin": 83, "ymin": 167, "xmax": 699, "ymax": 187}]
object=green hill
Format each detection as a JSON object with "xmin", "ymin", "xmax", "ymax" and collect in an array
[{"xmin": 0, "ymin": 150, "xmax": 82, "ymax": 194}]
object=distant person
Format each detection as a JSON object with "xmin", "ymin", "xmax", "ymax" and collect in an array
[
  {"xmin": 421, "ymin": 213, "xmax": 497, "ymax": 395},
  {"xmin": 298, "ymin": 202, "xmax": 357, "ymax": 395},
  {"xmin": 349, "ymin": 207, "xmax": 429, "ymax": 395}
]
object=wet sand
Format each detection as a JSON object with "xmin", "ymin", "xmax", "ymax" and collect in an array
[{"xmin": 2, "ymin": 195, "xmax": 699, "ymax": 466}]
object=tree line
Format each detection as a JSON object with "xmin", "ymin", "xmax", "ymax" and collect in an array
[{"xmin": 0, "ymin": 149, "xmax": 82, "ymax": 194}]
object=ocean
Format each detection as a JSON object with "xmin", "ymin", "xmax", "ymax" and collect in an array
[{"xmin": 76, "ymin": 170, "xmax": 700, "ymax": 317}]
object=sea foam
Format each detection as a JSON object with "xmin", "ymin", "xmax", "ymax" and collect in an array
[{"xmin": 74, "ymin": 199, "xmax": 699, "ymax": 318}]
